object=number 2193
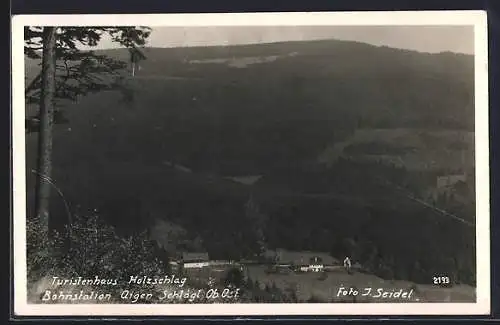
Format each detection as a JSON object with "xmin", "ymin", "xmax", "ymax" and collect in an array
[{"xmin": 433, "ymin": 276, "xmax": 450, "ymax": 285}]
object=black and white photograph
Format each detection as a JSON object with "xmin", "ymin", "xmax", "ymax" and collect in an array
[{"xmin": 12, "ymin": 11, "xmax": 490, "ymax": 316}]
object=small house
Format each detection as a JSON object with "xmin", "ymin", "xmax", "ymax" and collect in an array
[
  {"xmin": 181, "ymin": 252, "xmax": 210, "ymax": 269},
  {"xmin": 436, "ymin": 174, "xmax": 467, "ymax": 189},
  {"xmin": 297, "ymin": 257, "xmax": 325, "ymax": 273},
  {"xmin": 265, "ymin": 249, "xmax": 338, "ymax": 273},
  {"xmin": 270, "ymin": 249, "xmax": 338, "ymax": 265},
  {"xmin": 433, "ymin": 173, "xmax": 468, "ymax": 201},
  {"xmin": 299, "ymin": 262, "xmax": 325, "ymax": 273}
]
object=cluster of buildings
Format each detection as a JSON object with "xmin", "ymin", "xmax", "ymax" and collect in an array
[
  {"xmin": 436, "ymin": 174, "xmax": 467, "ymax": 189},
  {"xmin": 167, "ymin": 249, "xmax": 359, "ymax": 275},
  {"xmin": 431, "ymin": 172, "xmax": 469, "ymax": 201},
  {"xmin": 263, "ymin": 249, "xmax": 356, "ymax": 273},
  {"xmin": 168, "ymin": 252, "xmax": 241, "ymax": 272}
]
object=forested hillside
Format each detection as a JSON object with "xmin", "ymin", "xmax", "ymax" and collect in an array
[{"xmin": 25, "ymin": 39, "xmax": 476, "ymax": 286}]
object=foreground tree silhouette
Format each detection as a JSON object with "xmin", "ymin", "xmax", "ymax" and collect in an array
[
  {"xmin": 24, "ymin": 26, "xmax": 151, "ymax": 234},
  {"xmin": 129, "ymin": 46, "xmax": 146, "ymax": 77}
]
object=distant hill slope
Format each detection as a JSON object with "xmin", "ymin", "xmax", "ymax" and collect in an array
[
  {"xmin": 26, "ymin": 39, "xmax": 474, "ymax": 173},
  {"xmin": 318, "ymin": 128, "xmax": 475, "ymax": 171}
]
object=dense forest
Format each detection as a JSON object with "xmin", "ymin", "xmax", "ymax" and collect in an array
[
  {"xmin": 261, "ymin": 158, "xmax": 475, "ymax": 285},
  {"xmin": 25, "ymin": 39, "xmax": 476, "ymax": 287}
]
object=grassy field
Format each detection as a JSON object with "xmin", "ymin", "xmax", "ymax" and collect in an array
[
  {"xmin": 318, "ymin": 128, "xmax": 475, "ymax": 171},
  {"xmin": 244, "ymin": 264, "xmax": 475, "ymax": 303}
]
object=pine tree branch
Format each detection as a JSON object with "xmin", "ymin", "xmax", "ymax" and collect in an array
[{"xmin": 25, "ymin": 26, "xmax": 151, "ymax": 134}]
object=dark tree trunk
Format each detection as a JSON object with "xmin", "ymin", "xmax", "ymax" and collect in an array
[{"xmin": 35, "ymin": 27, "xmax": 57, "ymax": 234}]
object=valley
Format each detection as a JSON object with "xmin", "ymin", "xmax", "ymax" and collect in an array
[{"xmin": 24, "ymin": 39, "xmax": 476, "ymax": 296}]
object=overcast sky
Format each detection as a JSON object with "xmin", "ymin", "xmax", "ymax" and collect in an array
[{"xmin": 92, "ymin": 26, "xmax": 474, "ymax": 55}]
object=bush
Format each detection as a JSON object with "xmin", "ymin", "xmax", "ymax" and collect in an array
[
  {"xmin": 26, "ymin": 214, "xmax": 168, "ymax": 302},
  {"xmin": 224, "ymin": 267, "xmax": 244, "ymax": 288},
  {"xmin": 64, "ymin": 215, "xmax": 167, "ymax": 279},
  {"xmin": 26, "ymin": 217, "xmax": 68, "ymax": 281}
]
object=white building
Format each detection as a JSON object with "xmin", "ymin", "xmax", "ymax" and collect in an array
[
  {"xmin": 181, "ymin": 252, "xmax": 210, "ymax": 269},
  {"xmin": 437, "ymin": 174, "xmax": 467, "ymax": 189}
]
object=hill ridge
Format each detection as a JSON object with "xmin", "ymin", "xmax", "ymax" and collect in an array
[{"xmin": 88, "ymin": 38, "xmax": 473, "ymax": 57}]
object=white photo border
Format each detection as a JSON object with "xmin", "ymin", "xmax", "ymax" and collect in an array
[{"xmin": 11, "ymin": 10, "xmax": 490, "ymax": 316}]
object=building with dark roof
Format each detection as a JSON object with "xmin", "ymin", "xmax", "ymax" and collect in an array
[{"xmin": 181, "ymin": 252, "xmax": 210, "ymax": 269}]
